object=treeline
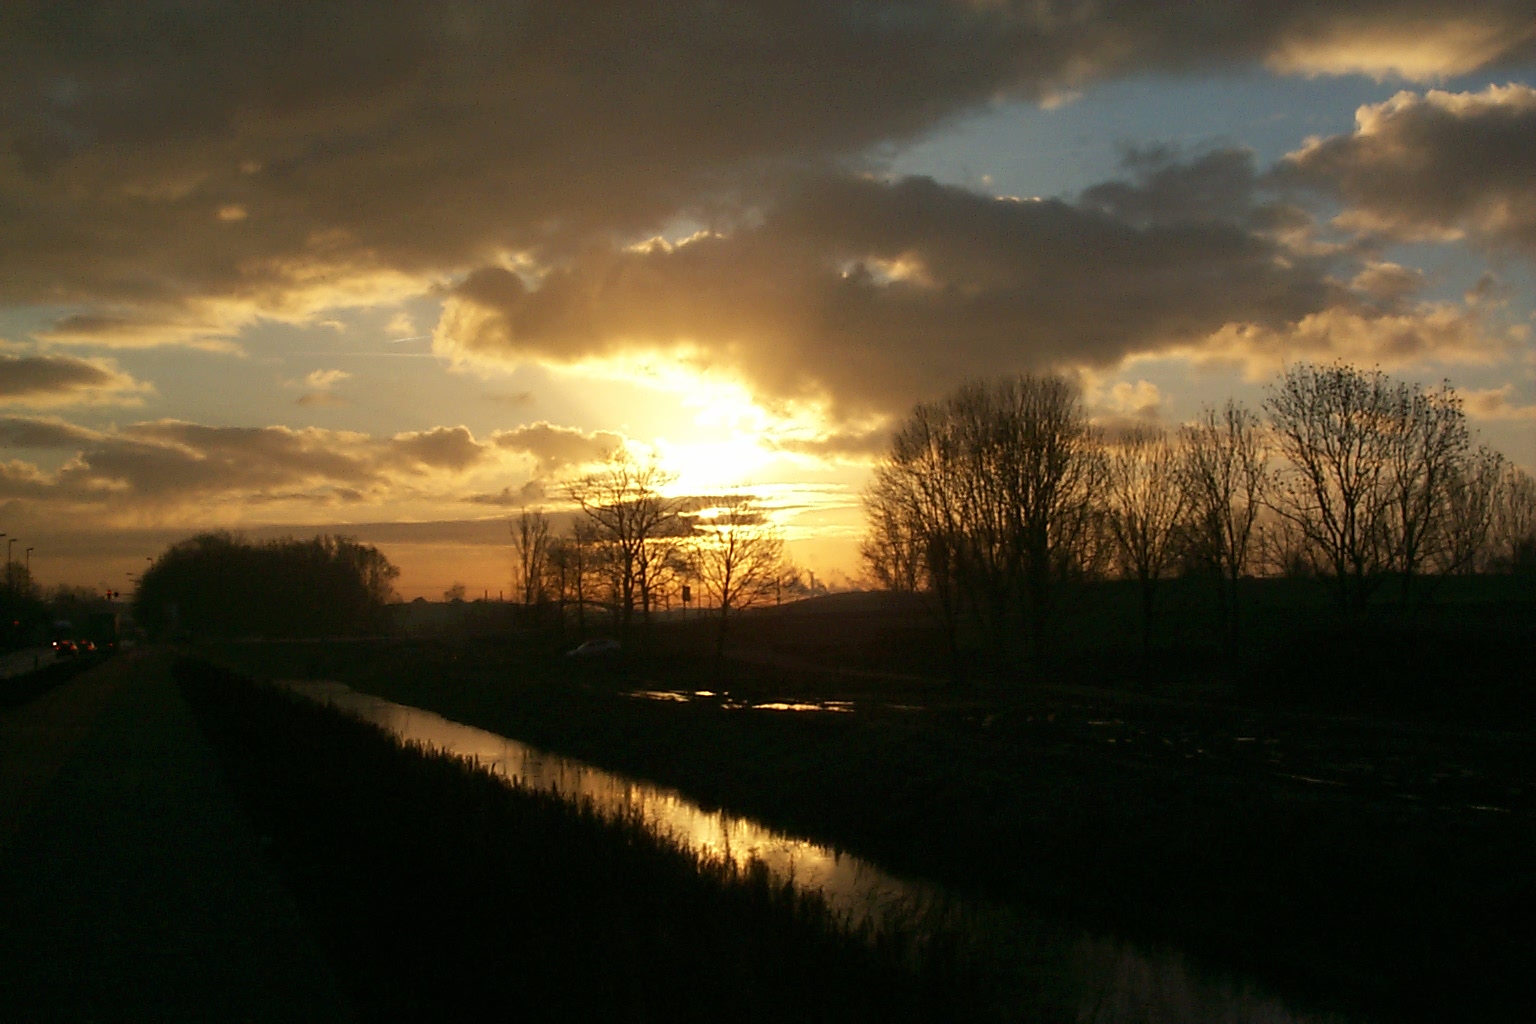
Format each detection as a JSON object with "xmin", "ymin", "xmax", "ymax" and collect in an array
[
  {"xmin": 509, "ymin": 457, "xmax": 804, "ymax": 647},
  {"xmin": 135, "ymin": 533, "xmax": 398, "ymax": 639},
  {"xmin": 862, "ymin": 363, "xmax": 1535, "ymax": 664}
]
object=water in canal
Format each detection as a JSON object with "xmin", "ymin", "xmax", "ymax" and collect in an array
[{"xmin": 288, "ymin": 680, "xmax": 1356, "ymax": 1023}]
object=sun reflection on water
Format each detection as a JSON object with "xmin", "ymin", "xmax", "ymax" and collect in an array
[{"xmin": 286, "ymin": 680, "xmax": 1356, "ymax": 1024}]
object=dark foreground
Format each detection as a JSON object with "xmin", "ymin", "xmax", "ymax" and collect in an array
[
  {"xmin": 0, "ymin": 651, "xmax": 352, "ymax": 1022},
  {"xmin": 2, "ymin": 652, "xmax": 1011, "ymax": 1021},
  {"xmin": 175, "ymin": 658, "xmax": 998, "ymax": 1022},
  {"xmin": 211, "ymin": 618, "xmax": 1536, "ymax": 1024}
]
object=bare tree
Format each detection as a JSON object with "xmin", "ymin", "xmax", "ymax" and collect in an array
[
  {"xmin": 1105, "ymin": 426, "xmax": 1187, "ymax": 651},
  {"xmin": 1180, "ymin": 400, "xmax": 1266, "ymax": 650},
  {"xmin": 1266, "ymin": 364, "xmax": 1484, "ymax": 610},
  {"xmin": 859, "ymin": 479, "xmax": 925, "ymax": 593},
  {"xmin": 511, "ymin": 509, "xmax": 551, "ymax": 607},
  {"xmin": 1379, "ymin": 380, "xmax": 1469, "ymax": 600},
  {"xmin": 1265, "ymin": 364, "xmax": 1399, "ymax": 613},
  {"xmin": 864, "ymin": 400, "xmax": 969, "ymax": 665},
  {"xmin": 692, "ymin": 494, "xmax": 786, "ymax": 656},
  {"xmin": 566, "ymin": 450, "xmax": 682, "ymax": 639},
  {"xmin": 861, "ymin": 374, "xmax": 1105, "ymax": 670},
  {"xmin": 1435, "ymin": 446, "xmax": 1504, "ymax": 575},
  {"xmin": 1491, "ymin": 464, "xmax": 1536, "ymax": 573}
]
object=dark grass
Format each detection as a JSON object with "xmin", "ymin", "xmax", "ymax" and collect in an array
[
  {"xmin": 206, "ymin": 606, "xmax": 1536, "ymax": 1024},
  {"xmin": 174, "ymin": 657, "xmax": 1023, "ymax": 1023}
]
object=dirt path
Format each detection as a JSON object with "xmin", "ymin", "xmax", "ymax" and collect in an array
[{"xmin": 0, "ymin": 650, "xmax": 354, "ymax": 1022}]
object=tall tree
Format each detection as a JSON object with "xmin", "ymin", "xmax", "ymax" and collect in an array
[
  {"xmin": 1435, "ymin": 446, "xmax": 1504, "ymax": 575},
  {"xmin": 511, "ymin": 509, "xmax": 552, "ymax": 607},
  {"xmin": 1492, "ymin": 465, "xmax": 1536, "ymax": 573},
  {"xmin": 1105, "ymin": 425, "xmax": 1187, "ymax": 652},
  {"xmin": 861, "ymin": 374, "xmax": 1104, "ymax": 670},
  {"xmin": 1266, "ymin": 363, "xmax": 1481, "ymax": 611},
  {"xmin": 1265, "ymin": 364, "xmax": 1399, "ymax": 613},
  {"xmin": 1180, "ymin": 400, "xmax": 1266, "ymax": 651},
  {"xmin": 1379, "ymin": 380, "xmax": 1469, "ymax": 601}
]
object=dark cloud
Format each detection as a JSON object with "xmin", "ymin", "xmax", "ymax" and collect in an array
[
  {"xmin": 0, "ymin": 417, "xmax": 500, "ymax": 509},
  {"xmin": 0, "ymin": 354, "xmax": 146, "ymax": 404},
  {"xmin": 1282, "ymin": 84, "xmax": 1536, "ymax": 256},
  {"xmin": 492, "ymin": 422, "xmax": 624, "ymax": 473},
  {"xmin": 0, "ymin": 415, "xmax": 105, "ymax": 448},
  {"xmin": 388, "ymin": 425, "xmax": 488, "ymax": 473},
  {"xmin": 464, "ymin": 480, "xmax": 547, "ymax": 507},
  {"xmin": 437, "ymin": 172, "xmax": 1338, "ymax": 416},
  {"xmin": 1081, "ymin": 147, "xmax": 1266, "ymax": 227},
  {"xmin": 769, "ymin": 429, "xmax": 893, "ymax": 461},
  {"xmin": 4, "ymin": 2, "xmax": 1531, "ymax": 345}
]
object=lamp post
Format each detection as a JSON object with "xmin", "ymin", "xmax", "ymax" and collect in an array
[
  {"xmin": 6, "ymin": 538, "xmax": 14, "ymax": 564},
  {"xmin": 26, "ymin": 547, "xmax": 33, "ymax": 572}
]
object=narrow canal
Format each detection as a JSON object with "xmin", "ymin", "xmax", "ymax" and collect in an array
[{"xmin": 289, "ymin": 679, "xmax": 1358, "ymax": 1023}]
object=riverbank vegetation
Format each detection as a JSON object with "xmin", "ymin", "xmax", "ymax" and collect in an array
[
  {"xmin": 207, "ymin": 622, "xmax": 1534, "ymax": 1024},
  {"xmin": 174, "ymin": 657, "xmax": 1015, "ymax": 1022}
]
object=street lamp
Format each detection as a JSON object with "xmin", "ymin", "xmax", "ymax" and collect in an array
[
  {"xmin": 6, "ymin": 538, "xmax": 14, "ymax": 564},
  {"xmin": 25, "ymin": 547, "xmax": 32, "ymax": 573}
]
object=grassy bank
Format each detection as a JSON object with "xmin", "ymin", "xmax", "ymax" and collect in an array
[
  {"xmin": 207, "ymin": 627, "xmax": 1535, "ymax": 1024},
  {"xmin": 174, "ymin": 657, "xmax": 1025, "ymax": 1022}
]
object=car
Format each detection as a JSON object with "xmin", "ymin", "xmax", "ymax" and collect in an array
[
  {"xmin": 566, "ymin": 638, "xmax": 621, "ymax": 659},
  {"xmin": 53, "ymin": 639, "xmax": 79, "ymax": 657}
]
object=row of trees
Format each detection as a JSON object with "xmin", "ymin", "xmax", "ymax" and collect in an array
[
  {"xmin": 135, "ymin": 533, "xmax": 399, "ymax": 639},
  {"xmin": 510, "ymin": 455, "xmax": 800, "ymax": 652},
  {"xmin": 861, "ymin": 364, "xmax": 1536, "ymax": 662}
]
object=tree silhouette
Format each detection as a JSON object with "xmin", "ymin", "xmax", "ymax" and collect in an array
[
  {"xmin": 136, "ymin": 532, "xmax": 398, "ymax": 639},
  {"xmin": 566, "ymin": 450, "xmax": 683, "ymax": 639},
  {"xmin": 1179, "ymin": 400, "xmax": 1266, "ymax": 651},
  {"xmin": 862, "ymin": 374, "xmax": 1105, "ymax": 670},
  {"xmin": 1104, "ymin": 425, "xmax": 1186, "ymax": 652},
  {"xmin": 1266, "ymin": 364, "xmax": 1484, "ymax": 612},
  {"xmin": 511, "ymin": 509, "xmax": 551, "ymax": 607},
  {"xmin": 691, "ymin": 494, "xmax": 785, "ymax": 656}
]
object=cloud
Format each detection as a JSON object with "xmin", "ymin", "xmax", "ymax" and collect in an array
[
  {"xmin": 492, "ymin": 422, "xmax": 625, "ymax": 474},
  {"xmin": 5, "ymin": 3, "xmax": 1532, "ymax": 351},
  {"xmin": 1081, "ymin": 147, "xmax": 1266, "ymax": 227},
  {"xmin": 0, "ymin": 354, "xmax": 151, "ymax": 407},
  {"xmin": 767, "ymin": 428, "xmax": 892, "ymax": 462},
  {"xmin": 1264, "ymin": 14, "xmax": 1532, "ymax": 80},
  {"xmin": 435, "ymin": 170, "xmax": 1343, "ymax": 416},
  {"xmin": 464, "ymin": 480, "xmax": 547, "ymax": 507},
  {"xmin": 295, "ymin": 367, "xmax": 352, "ymax": 406},
  {"xmin": 0, "ymin": 415, "xmax": 107, "ymax": 448},
  {"xmin": 305, "ymin": 369, "xmax": 351, "ymax": 389},
  {"xmin": 1282, "ymin": 85, "xmax": 1536, "ymax": 257},
  {"xmin": 296, "ymin": 391, "xmax": 346, "ymax": 407},
  {"xmin": 1195, "ymin": 304, "xmax": 1508, "ymax": 377},
  {"xmin": 1349, "ymin": 262, "xmax": 1426, "ymax": 304},
  {"xmin": 0, "ymin": 417, "xmax": 501, "ymax": 516},
  {"xmin": 1463, "ymin": 385, "xmax": 1536, "ymax": 421}
]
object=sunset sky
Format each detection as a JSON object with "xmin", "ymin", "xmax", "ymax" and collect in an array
[{"xmin": 3, "ymin": 2, "xmax": 1535, "ymax": 599}]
